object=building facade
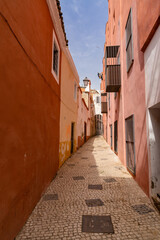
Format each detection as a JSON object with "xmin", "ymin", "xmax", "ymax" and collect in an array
[
  {"xmin": 0, "ymin": 0, "xmax": 70, "ymax": 239},
  {"xmin": 59, "ymin": 48, "xmax": 79, "ymax": 167},
  {"xmin": 91, "ymin": 89, "xmax": 103, "ymax": 135},
  {"xmin": 77, "ymin": 77, "xmax": 96, "ymax": 148},
  {"xmin": 101, "ymin": 0, "xmax": 160, "ymax": 201}
]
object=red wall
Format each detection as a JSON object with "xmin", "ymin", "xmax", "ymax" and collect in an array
[{"xmin": 0, "ymin": 1, "xmax": 60, "ymax": 239}]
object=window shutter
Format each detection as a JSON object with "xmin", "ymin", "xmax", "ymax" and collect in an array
[{"xmin": 125, "ymin": 8, "xmax": 133, "ymax": 72}]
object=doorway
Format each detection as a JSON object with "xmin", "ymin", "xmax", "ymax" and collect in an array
[
  {"xmin": 84, "ymin": 122, "xmax": 87, "ymax": 142},
  {"xmin": 148, "ymin": 106, "xmax": 160, "ymax": 207},
  {"xmin": 71, "ymin": 122, "xmax": 74, "ymax": 154},
  {"xmin": 110, "ymin": 124, "xmax": 112, "ymax": 148},
  {"xmin": 114, "ymin": 121, "xmax": 118, "ymax": 153},
  {"xmin": 125, "ymin": 115, "xmax": 136, "ymax": 175}
]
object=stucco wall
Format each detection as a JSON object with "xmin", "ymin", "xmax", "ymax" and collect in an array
[
  {"xmin": 102, "ymin": 0, "xmax": 150, "ymax": 195},
  {"xmin": 144, "ymin": 26, "xmax": 160, "ymax": 199},
  {"xmin": 59, "ymin": 51, "xmax": 79, "ymax": 167},
  {"xmin": 137, "ymin": 0, "xmax": 160, "ymax": 51},
  {"xmin": 0, "ymin": 1, "xmax": 60, "ymax": 239},
  {"xmin": 77, "ymin": 89, "xmax": 90, "ymax": 148}
]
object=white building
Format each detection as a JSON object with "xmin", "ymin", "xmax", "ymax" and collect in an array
[{"xmin": 91, "ymin": 89, "xmax": 103, "ymax": 135}]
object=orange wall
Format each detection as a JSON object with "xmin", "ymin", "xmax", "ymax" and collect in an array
[{"xmin": 0, "ymin": 1, "xmax": 60, "ymax": 239}]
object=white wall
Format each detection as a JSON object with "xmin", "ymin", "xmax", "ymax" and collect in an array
[
  {"xmin": 145, "ymin": 26, "xmax": 160, "ymax": 201},
  {"xmin": 144, "ymin": 26, "xmax": 160, "ymax": 109},
  {"xmin": 93, "ymin": 91, "xmax": 102, "ymax": 115}
]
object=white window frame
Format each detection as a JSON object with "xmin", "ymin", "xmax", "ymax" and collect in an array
[{"xmin": 51, "ymin": 30, "xmax": 60, "ymax": 84}]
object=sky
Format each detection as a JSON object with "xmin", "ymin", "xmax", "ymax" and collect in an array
[{"xmin": 60, "ymin": 0, "xmax": 108, "ymax": 90}]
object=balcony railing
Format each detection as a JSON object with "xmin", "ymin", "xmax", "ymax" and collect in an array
[
  {"xmin": 105, "ymin": 45, "xmax": 121, "ymax": 92},
  {"xmin": 101, "ymin": 102, "xmax": 107, "ymax": 113}
]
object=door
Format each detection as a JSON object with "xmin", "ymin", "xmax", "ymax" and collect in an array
[
  {"xmin": 149, "ymin": 107, "xmax": 160, "ymax": 206},
  {"xmin": 71, "ymin": 122, "xmax": 74, "ymax": 154},
  {"xmin": 110, "ymin": 124, "xmax": 112, "ymax": 148},
  {"xmin": 125, "ymin": 115, "xmax": 136, "ymax": 174},
  {"xmin": 84, "ymin": 122, "xmax": 87, "ymax": 142},
  {"xmin": 114, "ymin": 121, "xmax": 118, "ymax": 152}
]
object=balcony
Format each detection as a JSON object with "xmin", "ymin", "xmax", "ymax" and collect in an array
[
  {"xmin": 105, "ymin": 45, "xmax": 121, "ymax": 92},
  {"xmin": 101, "ymin": 102, "xmax": 107, "ymax": 113}
]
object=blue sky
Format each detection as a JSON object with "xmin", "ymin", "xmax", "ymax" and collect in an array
[{"xmin": 60, "ymin": 0, "xmax": 108, "ymax": 90}]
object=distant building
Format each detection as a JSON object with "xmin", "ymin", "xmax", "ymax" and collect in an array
[
  {"xmin": 77, "ymin": 77, "xmax": 96, "ymax": 148},
  {"xmin": 91, "ymin": 89, "xmax": 103, "ymax": 135}
]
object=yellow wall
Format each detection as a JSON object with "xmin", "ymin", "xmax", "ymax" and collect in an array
[{"xmin": 59, "ymin": 50, "xmax": 79, "ymax": 167}]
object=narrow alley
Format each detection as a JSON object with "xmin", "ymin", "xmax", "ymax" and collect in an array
[{"xmin": 16, "ymin": 136, "xmax": 160, "ymax": 240}]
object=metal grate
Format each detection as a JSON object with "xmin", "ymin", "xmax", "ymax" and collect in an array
[
  {"xmin": 67, "ymin": 164, "xmax": 75, "ymax": 167},
  {"xmin": 85, "ymin": 199, "xmax": 104, "ymax": 207},
  {"xmin": 43, "ymin": 194, "xmax": 58, "ymax": 201},
  {"xmin": 131, "ymin": 204, "xmax": 154, "ymax": 215},
  {"xmin": 104, "ymin": 178, "xmax": 116, "ymax": 183},
  {"xmin": 88, "ymin": 184, "xmax": 103, "ymax": 190},
  {"xmin": 73, "ymin": 176, "xmax": 85, "ymax": 180},
  {"xmin": 82, "ymin": 215, "xmax": 114, "ymax": 233}
]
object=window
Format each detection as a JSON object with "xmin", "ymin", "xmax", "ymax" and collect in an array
[
  {"xmin": 53, "ymin": 42, "xmax": 59, "ymax": 76},
  {"xmin": 52, "ymin": 31, "xmax": 60, "ymax": 83},
  {"xmin": 125, "ymin": 115, "xmax": 136, "ymax": 174},
  {"xmin": 74, "ymin": 83, "xmax": 77, "ymax": 101},
  {"xmin": 125, "ymin": 8, "xmax": 133, "ymax": 72},
  {"xmin": 96, "ymin": 96, "xmax": 100, "ymax": 103}
]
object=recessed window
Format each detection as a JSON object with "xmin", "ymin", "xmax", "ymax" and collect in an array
[
  {"xmin": 74, "ymin": 82, "xmax": 77, "ymax": 101},
  {"xmin": 53, "ymin": 42, "xmax": 59, "ymax": 76},
  {"xmin": 96, "ymin": 96, "xmax": 100, "ymax": 103},
  {"xmin": 52, "ymin": 31, "xmax": 60, "ymax": 83},
  {"xmin": 125, "ymin": 8, "xmax": 133, "ymax": 72}
]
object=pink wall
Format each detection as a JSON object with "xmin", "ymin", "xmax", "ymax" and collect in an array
[{"xmin": 102, "ymin": 0, "xmax": 149, "ymax": 195}]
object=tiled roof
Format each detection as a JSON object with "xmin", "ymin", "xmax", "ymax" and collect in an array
[{"xmin": 56, "ymin": 0, "xmax": 68, "ymax": 46}]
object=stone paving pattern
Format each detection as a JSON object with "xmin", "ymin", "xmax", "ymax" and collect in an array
[{"xmin": 16, "ymin": 136, "xmax": 160, "ymax": 240}]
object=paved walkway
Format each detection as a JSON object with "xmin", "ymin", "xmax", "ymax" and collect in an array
[{"xmin": 16, "ymin": 136, "xmax": 160, "ymax": 240}]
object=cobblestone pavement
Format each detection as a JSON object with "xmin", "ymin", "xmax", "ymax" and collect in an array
[{"xmin": 16, "ymin": 136, "xmax": 160, "ymax": 240}]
